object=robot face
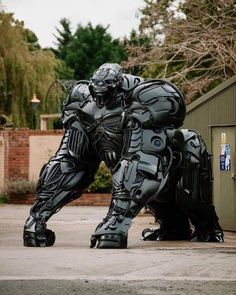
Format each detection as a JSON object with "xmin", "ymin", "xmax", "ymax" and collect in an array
[{"xmin": 89, "ymin": 63, "xmax": 123, "ymax": 108}]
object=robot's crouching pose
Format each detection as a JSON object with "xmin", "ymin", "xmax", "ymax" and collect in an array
[{"xmin": 23, "ymin": 63, "xmax": 224, "ymax": 248}]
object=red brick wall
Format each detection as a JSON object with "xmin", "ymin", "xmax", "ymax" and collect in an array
[
  {"xmin": 71, "ymin": 193, "xmax": 111, "ymax": 206},
  {"xmin": 4, "ymin": 129, "xmax": 30, "ymax": 180},
  {"xmin": 9, "ymin": 192, "xmax": 112, "ymax": 206},
  {"xmin": 0, "ymin": 128, "xmax": 63, "ymax": 180}
]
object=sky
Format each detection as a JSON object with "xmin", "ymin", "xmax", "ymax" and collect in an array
[{"xmin": 2, "ymin": 0, "xmax": 145, "ymax": 48}]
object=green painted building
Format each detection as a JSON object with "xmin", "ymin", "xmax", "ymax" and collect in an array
[{"xmin": 182, "ymin": 76, "xmax": 236, "ymax": 231}]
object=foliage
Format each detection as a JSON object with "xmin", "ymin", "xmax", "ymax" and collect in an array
[
  {"xmin": 0, "ymin": 11, "xmax": 127, "ymax": 128},
  {"xmin": 53, "ymin": 19, "xmax": 128, "ymax": 79},
  {"xmin": 87, "ymin": 162, "xmax": 112, "ymax": 193},
  {"xmin": 122, "ymin": 29, "xmax": 152, "ymax": 76},
  {"xmin": 5, "ymin": 179, "xmax": 36, "ymax": 195},
  {"xmin": 0, "ymin": 114, "xmax": 13, "ymax": 129},
  {"xmin": 53, "ymin": 18, "xmax": 73, "ymax": 60},
  {"xmin": 0, "ymin": 192, "xmax": 8, "ymax": 203},
  {"xmin": 0, "ymin": 11, "xmax": 64, "ymax": 127},
  {"xmin": 124, "ymin": 0, "xmax": 236, "ymax": 103}
]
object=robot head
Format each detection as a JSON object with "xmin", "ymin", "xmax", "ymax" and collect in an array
[{"xmin": 89, "ymin": 63, "xmax": 123, "ymax": 108}]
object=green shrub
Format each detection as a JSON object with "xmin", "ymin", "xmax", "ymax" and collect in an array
[
  {"xmin": 0, "ymin": 192, "xmax": 8, "ymax": 203},
  {"xmin": 5, "ymin": 179, "xmax": 37, "ymax": 195},
  {"xmin": 4, "ymin": 165, "xmax": 112, "ymax": 198},
  {"xmin": 87, "ymin": 162, "xmax": 112, "ymax": 193},
  {"xmin": 0, "ymin": 114, "xmax": 14, "ymax": 129}
]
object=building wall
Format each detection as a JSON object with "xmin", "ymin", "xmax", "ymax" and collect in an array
[
  {"xmin": 29, "ymin": 134, "xmax": 62, "ymax": 182},
  {"xmin": 182, "ymin": 76, "xmax": 236, "ymax": 150},
  {"xmin": 0, "ymin": 129, "xmax": 63, "ymax": 190},
  {"xmin": 182, "ymin": 76, "xmax": 236, "ymax": 231},
  {"xmin": 2, "ymin": 129, "xmax": 30, "ymax": 181}
]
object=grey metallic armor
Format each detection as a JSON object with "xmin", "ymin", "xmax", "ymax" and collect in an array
[{"xmin": 23, "ymin": 63, "xmax": 224, "ymax": 248}]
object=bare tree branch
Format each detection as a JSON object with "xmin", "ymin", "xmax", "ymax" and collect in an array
[{"xmin": 123, "ymin": 0, "xmax": 236, "ymax": 102}]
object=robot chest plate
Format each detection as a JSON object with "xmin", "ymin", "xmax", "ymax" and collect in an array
[
  {"xmin": 78, "ymin": 102, "xmax": 125, "ymax": 167},
  {"xmin": 80, "ymin": 101, "xmax": 125, "ymax": 134}
]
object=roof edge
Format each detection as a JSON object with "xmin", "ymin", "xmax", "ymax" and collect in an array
[{"xmin": 186, "ymin": 75, "xmax": 236, "ymax": 113}]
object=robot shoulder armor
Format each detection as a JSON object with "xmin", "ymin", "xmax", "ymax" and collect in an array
[
  {"xmin": 68, "ymin": 81, "xmax": 92, "ymax": 105},
  {"xmin": 122, "ymin": 74, "xmax": 143, "ymax": 91},
  {"xmin": 129, "ymin": 79, "xmax": 186, "ymax": 127},
  {"xmin": 132, "ymin": 79, "xmax": 184, "ymax": 104}
]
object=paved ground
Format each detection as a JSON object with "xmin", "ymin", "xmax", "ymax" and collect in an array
[{"xmin": 0, "ymin": 204, "xmax": 236, "ymax": 294}]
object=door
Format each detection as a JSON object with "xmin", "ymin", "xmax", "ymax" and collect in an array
[{"xmin": 212, "ymin": 126, "xmax": 236, "ymax": 231}]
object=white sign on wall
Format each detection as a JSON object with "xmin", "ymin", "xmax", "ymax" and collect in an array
[{"xmin": 220, "ymin": 143, "xmax": 231, "ymax": 171}]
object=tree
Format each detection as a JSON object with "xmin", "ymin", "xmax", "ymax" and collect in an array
[
  {"xmin": 53, "ymin": 18, "xmax": 73, "ymax": 60},
  {"xmin": 124, "ymin": 0, "xmax": 236, "ymax": 103},
  {"xmin": 54, "ymin": 20, "xmax": 127, "ymax": 79},
  {"xmin": 0, "ymin": 11, "xmax": 63, "ymax": 127},
  {"xmin": 122, "ymin": 29, "xmax": 152, "ymax": 76}
]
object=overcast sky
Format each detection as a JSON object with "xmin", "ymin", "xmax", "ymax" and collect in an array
[{"xmin": 2, "ymin": 0, "xmax": 145, "ymax": 48}]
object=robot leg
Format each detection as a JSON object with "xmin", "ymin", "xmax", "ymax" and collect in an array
[
  {"xmin": 24, "ymin": 122, "xmax": 100, "ymax": 247},
  {"xmin": 91, "ymin": 150, "xmax": 171, "ymax": 249},
  {"xmin": 24, "ymin": 156, "xmax": 98, "ymax": 247},
  {"xmin": 137, "ymin": 128, "xmax": 192, "ymax": 241},
  {"xmin": 142, "ymin": 190, "xmax": 192, "ymax": 241},
  {"xmin": 24, "ymin": 155, "xmax": 99, "ymax": 247},
  {"xmin": 177, "ymin": 130, "xmax": 224, "ymax": 242}
]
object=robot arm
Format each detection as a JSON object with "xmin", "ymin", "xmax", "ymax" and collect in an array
[
  {"xmin": 108, "ymin": 79, "xmax": 186, "ymax": 215},
  {"xmin": 90, "ymin": 122, "xmax": 185, "ymax": 249},
  {"xmin": 33, "ymin": 106, "xmax": 100, "ymax": 217},
  {"xmin": 24, "ymin": 86, "xmax": 100, "ymax": 247},
  {"xmin": 111, "ymin": 121, "xmax": 182, "ymax": 215}
]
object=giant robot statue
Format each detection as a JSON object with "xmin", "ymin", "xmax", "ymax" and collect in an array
[{"xmin": 23, "ymin": 63, "xmax": 224, "ymax": 248}]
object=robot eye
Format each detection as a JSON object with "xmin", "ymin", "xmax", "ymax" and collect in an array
[{"xmin": 105, "ymin": 79, "xmax": 115, "ymax": 85}]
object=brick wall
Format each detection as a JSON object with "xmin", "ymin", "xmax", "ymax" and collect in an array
[
  {"xmin": 9, "ymin": 192, "xmax": 112, "ymax": 206},
  {"xmin": 0, "ymin": 129, "xmax": 63, "ymax": 181},
  {"xmin": 0, "ymin": 128, "xmax": 111, "ymax": 206},
  {"xmin": 71, "ymin": 193, "xmax": 111, "ymax": 206},
  {"xmin": 3, "ymin": 129, "xmax": 30, "ymax": 180}
]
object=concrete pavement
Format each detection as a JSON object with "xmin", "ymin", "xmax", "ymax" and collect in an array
[{"xmin": 0, "ymin": 204, "xmax": 236, "ymax": 294}]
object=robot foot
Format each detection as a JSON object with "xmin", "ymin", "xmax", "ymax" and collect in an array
[
  {"xmin": 23, "ymin": 216, "xmax": 56, "ymax": 247},
  {"xmin": 23, "ymin": 228, "xmax": 56, "ymax": 247},
  {"xmin": 90, "ymin": 216, "xmax": 132, "ymax": 249},
  {"xmin": 142, "ymin": 227, "xmax": 192, "ymax": 241},
  {"xmin": 190, "ymin": 228, "xmax": 224, "ymax": 243},
  {"xmin": 90, "ymin": 234, "xmax": 127, "ymax": 249}
]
